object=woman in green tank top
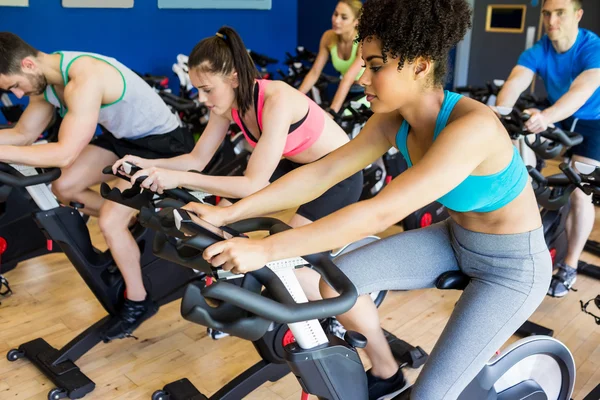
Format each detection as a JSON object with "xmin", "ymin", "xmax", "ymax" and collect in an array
[{"xmin": 298, "ymin": 0, "xmax": 366, "ymax": 114}]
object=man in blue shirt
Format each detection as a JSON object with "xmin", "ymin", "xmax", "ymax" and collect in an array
[{"xmin": 496, "ymin": 0, "xmax": 600, "ymax": 297}]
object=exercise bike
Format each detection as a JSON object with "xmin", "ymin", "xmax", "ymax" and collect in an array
[
  {"xmin": 538, "ymin": 162, "xmax": 600, "ymax": 400},
  {"xmin": 500, "ymin": 109, "xmax": 584, "ymax": 266},
  {"xmin": 102, "ymin": 162, "xmax": 427, "ymax": 366},
  {"xmin": 279, "ymin": 46, "xmax": 340, "ymax": 108},
  {"xmin": 534, "ymin": 162, "xmax": 600, "ymax": 282},
  {"xmin": 2, "ymin": 162, "xmax": 200, "ymax": 400},
  {"xmin": 149, "ymin": 211, "xmax": 576, "ymax": 400},
  {"xmin": 498, "ymin": 109, "xmax": 600, "ymax": 284},
  {"xmin": 0, "ymin": 162, "xmax": 62, "ymax": 275},
  {"xmin": 561, "ymin": 160, "xmax": 600, "ymax": 281},
  {"xmin": 0, "ymin": 106, "xmax": 64, "ymax": 277},
  {"xmin": 114, "ymin": 207, "xmax": 425, "ymax": 400},
  {"xmin": 456, "ymin": 80, "xmax": 550, "ymax": 110}
]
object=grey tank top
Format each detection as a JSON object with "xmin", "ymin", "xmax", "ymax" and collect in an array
[{"xmin": 44, "ymin": 51, "xmax": 179, "ymax": 139}]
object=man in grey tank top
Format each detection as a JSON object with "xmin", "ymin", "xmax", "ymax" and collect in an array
[{"xmin": 0, "ymin": 32, "xmax": 195, "ymax": 339}]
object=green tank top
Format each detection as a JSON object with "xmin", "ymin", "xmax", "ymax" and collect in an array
[
  {"xmin": 43, "ymin": 51, "xmax": 179, "ymax": 139},
  {"xmin": 330, "ymin": 40, "xmax": 364, "ymax": 79}
]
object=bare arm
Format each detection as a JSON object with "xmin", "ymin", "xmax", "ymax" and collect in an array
[
  {"xmin": 496, "ymin": 66, "xmax": 535, "ymax": 108},
  {"xmin": 0, "ymin": 95, "xmax": 54, "ymax": 146},
  {"xmin": 152, "ymin": 114, "xmax": 230, "ymax": 171},
  {"xmin": 206, "ymin": 112, "xmax": 497, "ymax": 271},
  {"xmin": 221, "ymin": 113, "xmax": 395, "ymax": 224},
  {"xmin": 0, "ymin": 73, "xmax": 101, "ymax": 167},
  {"xmin": 298, "ymin": 32, "xmax": 332, "ymax": 94},
  {"xmin": 173, "ymin": 91, "xmax": 293, "ymax": 198},
  {"xmin": 541, "ymin": 69, "xmax": 600, "ymax": 124},
  {"xmin": 328, "ymin": 46, "xmax": 364, "ymax": 113}
]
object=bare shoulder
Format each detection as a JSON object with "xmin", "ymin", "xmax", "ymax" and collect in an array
[
  {"xmin": 263, "ymin": 80, "xmax": 313, "ymax": 104},
  {"xmin": 259, "ymin": 81, "xmax": 299, "ymax": 120},
  {"xmin": 263, "ymin": 80, "xmax": 291, "ymax": 99},
  {"xmin": 66, "ymin": 56, "xmax": 122, "ymax": 102},
  {"xmin": 448, "ymin": 95, "xmax": 504, "ymax": 140},
  {"xmin": 66, "ymin": 56, "xmax": 107, "ymax": 79},
  {"xmin": 67, "ymin": 56, "xmax": 122, "ymax": 88},
  {"xmin": 440, "ymin": 95, "xmax": 512, "ymax": 174},
  {"xmin": 322, "ymin": 30, "xmax": 336, "ymax": 49}
]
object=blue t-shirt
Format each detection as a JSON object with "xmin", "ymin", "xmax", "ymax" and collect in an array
[{"xmin": 518, "ymin": 28, "xmax": 600, "ymax": 120}]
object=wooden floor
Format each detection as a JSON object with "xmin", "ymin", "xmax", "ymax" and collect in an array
[{"xmin": 1, "ymin": 179, "xmax": 599, "ymax": 399}]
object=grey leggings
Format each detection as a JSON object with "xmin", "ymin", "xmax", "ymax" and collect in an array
[{"xmin": 335, "ymin": 218, "xmax": 552, "ymax": 400}]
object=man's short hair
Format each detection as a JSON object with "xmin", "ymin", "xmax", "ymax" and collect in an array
[
  {"xmin": 0, "ymin": 32, "xmax": 39, "ymax": 75},
  {"xmin": 544, "ymin": 0, "xmax": 583, "ymax": 10}
]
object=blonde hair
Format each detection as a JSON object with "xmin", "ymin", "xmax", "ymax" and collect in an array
[{"xmin": 338, "ymin": 0, "xmax": 363, "ymax": 19}]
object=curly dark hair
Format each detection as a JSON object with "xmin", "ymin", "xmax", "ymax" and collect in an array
[{"xmin": 357, "ymin": 0, "xmax": 472, "ymax": 86}]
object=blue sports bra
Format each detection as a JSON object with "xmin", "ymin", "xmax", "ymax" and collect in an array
[{"xmin": 395, "ymin": 90, "xmax": 528, "ymax": 213}]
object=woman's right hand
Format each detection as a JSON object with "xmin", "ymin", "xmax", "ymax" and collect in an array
[
  {"xmin": 112, "ymin": 155, "xmax": 156, "ymax": 176},
  {"xmin": 182, "ymin": 202, "xmax": 231, "ymax": 228}
]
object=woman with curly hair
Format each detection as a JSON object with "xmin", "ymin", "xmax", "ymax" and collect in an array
[
  {"xmin": 297, "ymin": 0, "xmax": 366, "ymax": 114},
  {"xmin": 189, "ymin": 1, "xmax": 552, "ymax": 398}
]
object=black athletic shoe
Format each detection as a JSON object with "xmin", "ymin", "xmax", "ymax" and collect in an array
[
  {"xmin": 102, "ymin": 297, "xmax": 158, "ymax": 342},
  {"xmin": 367, "ymin": 368, "xmax": 408, "ymax": 400}
]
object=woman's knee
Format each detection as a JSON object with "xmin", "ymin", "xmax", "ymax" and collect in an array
[
  {"xmin": 319, "ymin": 277, "xmax": 339, "ymax": 299},
  {"xmin": 570, "ymin": 186, "xmax": 593, "ymax": 207},
  {"xmin": 98, "ymin": 204, "xmax": 132, "ymax": 238},
  {"xmin": 52, "ymin": 175, "xmax": 78, "ymax": 202}
]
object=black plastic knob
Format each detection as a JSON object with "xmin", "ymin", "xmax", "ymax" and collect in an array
[{"xmin": 344, "ymin": 330, "xmax": 367, "ymax": 349}]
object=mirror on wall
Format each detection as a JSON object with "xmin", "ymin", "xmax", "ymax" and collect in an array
[{"xmin": 486, "ymin": 4, "xmax": 527, "ymax": 33}]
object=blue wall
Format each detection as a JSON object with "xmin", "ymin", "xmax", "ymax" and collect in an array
[
  {"xmin": 0, "ymin": 0, "xmax": 297, "ymax": 122},
  {"xmin": 297, "ymin": 0, "xmax": 348, "ymax": 78}
]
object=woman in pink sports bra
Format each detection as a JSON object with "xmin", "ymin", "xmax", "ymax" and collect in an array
[{"xmin": 112, "ymin": 26, "xmax": 363, "ymax": 300}]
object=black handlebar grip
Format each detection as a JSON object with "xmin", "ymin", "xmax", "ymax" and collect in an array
[
  {"xmin": 527, "ymin": 166, "xmax": 548, "ymax": 186},
  {"xmin": 0, "ymin": 163, "xmax": 62, "ymax": 187},
  {"xmin": 559, "ymin": 163, "xmax": 582, "ymax": 185}
]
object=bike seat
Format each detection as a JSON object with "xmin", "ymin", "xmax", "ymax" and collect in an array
[{"xmin": 435, "ymin": 271, "xmax": 470, "ymax": 290}]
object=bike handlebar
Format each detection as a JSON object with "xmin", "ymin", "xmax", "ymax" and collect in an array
[{"xmin": 0, "ymin": 162, "xmax": 61, "ymax": 187}]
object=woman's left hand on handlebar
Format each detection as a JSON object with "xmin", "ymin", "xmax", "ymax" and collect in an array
[
  {"xmin": 203, "ymin": 238, "xmax": 270, "ymax": 275},
  {"xmin": 130, "ymin": 167, "xmax": 182, "ymax": 194}
]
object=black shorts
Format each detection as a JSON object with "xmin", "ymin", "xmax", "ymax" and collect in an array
[
  {"xmin": 561, "ymin": 116, "xmax": 600, "ymax": 162},
  {"xmin": 268, "ymin": 158, "xmax": 363, "ymax": 221},
  {"xmin": 90, "ymin": 125, "xmax": 195, "ymax": 159}
]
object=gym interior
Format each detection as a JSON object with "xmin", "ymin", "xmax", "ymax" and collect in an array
[{"xmin": 0, "ymin": 1, "xmax": 599, "ymax": 399}]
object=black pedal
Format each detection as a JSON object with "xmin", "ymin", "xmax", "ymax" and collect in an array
[
  {"xmin": 383, "ymin": 329, "xmax": 428, "ymax": 369},
  {"xmin": 69, "ymin": 201, "xmax": 85, "ymax": 210},
  {"xmin": 156, "ymin": 378, "xmax": 208, "ymax": 400}
]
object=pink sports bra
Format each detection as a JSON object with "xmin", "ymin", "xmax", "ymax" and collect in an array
[{"xmin": 231, "ymin": 79, "xmax": 325, "ymax": 158}]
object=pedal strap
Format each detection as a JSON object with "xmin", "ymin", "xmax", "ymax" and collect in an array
[{"xmin": 548, "ymin": 269, "xmax": 578, "ymax": 296}]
